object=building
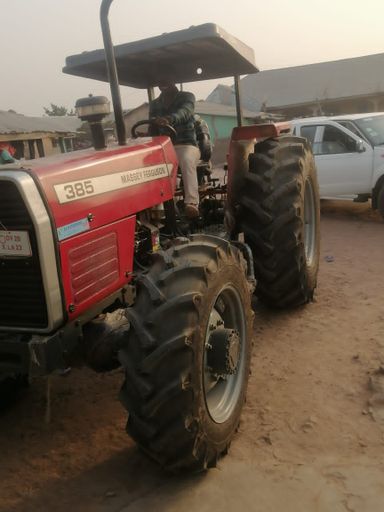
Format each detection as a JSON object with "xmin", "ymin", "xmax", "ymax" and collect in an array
[
  {"xmin": 207, "ymin": 52, "xmax": 384, "ymax": 118},
  {"xmin": 205, "ymin": 85, "xmax": 235, "ymax": 108},
  {"xmin": 122, "ymin": 101, "xmax": 259, "ymax": 164},
  {"xmin": 0, "ymin": 110, "xmax": 82, "ymax": 159}
]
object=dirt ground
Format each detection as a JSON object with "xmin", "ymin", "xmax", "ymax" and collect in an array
[{"xmin": 1, "ymin": 199, "xmax": 384, "ymax": 512}]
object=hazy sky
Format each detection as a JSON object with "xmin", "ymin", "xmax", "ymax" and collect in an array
[{"xmin": 3, "ymin": 0, "xmax": 384, "ymax": 116}]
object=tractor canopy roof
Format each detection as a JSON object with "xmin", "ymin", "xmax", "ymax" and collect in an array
[{"xmin": 63, "ymin": 23, "xmax": 258, "ymax": 88}]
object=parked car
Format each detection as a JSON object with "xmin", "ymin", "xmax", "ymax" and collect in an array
[{"xmin": 291, "ymin": 113, "xmax": 384, "ymax": 217}]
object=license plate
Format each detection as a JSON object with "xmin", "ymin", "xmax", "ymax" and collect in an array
[{"xmin": 0, "ymin": 230, "xmax": 32, "ymax": 257}]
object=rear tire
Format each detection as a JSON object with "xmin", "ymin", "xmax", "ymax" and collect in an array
[
  {"xmin": 239, "ymin": 136, "xmax": 320, "ymax": 308},
  {"xmin": 119, "ymin": 235, "xmax": 253, "ymax": 472}
]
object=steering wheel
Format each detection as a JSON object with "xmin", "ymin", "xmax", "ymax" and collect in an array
[{"xmin": 131, "ymin": 119, "xmax": 177, "ymax": 141}]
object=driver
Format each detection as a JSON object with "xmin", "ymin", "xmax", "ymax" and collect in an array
[{"xmin": 149, "ymin": 82, "xmax": 200, "ymax": 219}]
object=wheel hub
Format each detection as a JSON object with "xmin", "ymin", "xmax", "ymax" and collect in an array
[{"xmin": 207, "ymin": 328, "xmax": 240, "ymax": 375}]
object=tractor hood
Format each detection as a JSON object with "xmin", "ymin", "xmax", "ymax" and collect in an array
[{"xmin": 63, "ymin": 23, "xmax": 258, "ymax": 88}]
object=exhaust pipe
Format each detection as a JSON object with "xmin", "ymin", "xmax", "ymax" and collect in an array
[{"xmin": 100, "ymin": 0, "xmax": 126, "ymax": 146}]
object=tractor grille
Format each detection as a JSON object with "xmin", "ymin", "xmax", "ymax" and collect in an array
[{"xmin": 0, "ymin": 181, "xmax": 48, "ymax": 329}]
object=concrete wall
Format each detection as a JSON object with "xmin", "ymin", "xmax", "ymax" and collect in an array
[
  {"xmin": 203, "ymin": 115, "xmax": 254, "ymax": 165},
  {"xmin": 42, "ymin": 136, "xmax": 62, "ymax": 157},
  {"xmin": 200, "ymin": 114, "xmax": 253, "ymax": 142},
  {"xmin": 0, "ymin": 132, "xmax": 74, "ymax": 159}
]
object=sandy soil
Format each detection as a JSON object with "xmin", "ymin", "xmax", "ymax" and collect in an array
[{"xmin": 1, "ymin": 199, "xmax": 384, "ymax": 512}]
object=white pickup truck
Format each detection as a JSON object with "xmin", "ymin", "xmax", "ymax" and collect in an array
[{"xmin": 291, "ymin": 113, "xmax": 384, "ymax": 217}]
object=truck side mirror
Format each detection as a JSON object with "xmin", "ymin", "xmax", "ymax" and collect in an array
[{"xmin": 356, "ymin": 140, "xmax": 366, "ymax": 153}]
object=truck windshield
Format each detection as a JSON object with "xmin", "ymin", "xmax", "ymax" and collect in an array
[{"xmin": 354, "ymin": 115, "xmax": 384, "ymax": 146}]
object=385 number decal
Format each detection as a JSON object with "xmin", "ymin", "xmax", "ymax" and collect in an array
[
  {"xmin": 63, "ymin": 180, "xmax": 94, "ymax": 200},
  {"xmin": 54, "ymin": 163, "xmax": 171, "ymax": 204}
]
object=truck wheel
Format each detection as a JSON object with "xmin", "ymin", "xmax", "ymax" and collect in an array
[
  {"xmin": 377, "ymin": 184, "xmax": 384, "ymax": 219},
  {"xmin": 119, "ymin": 235, "xmax": 253, "ymax": 472},
  {"xmin": 239, "ymin": 136, "xmax": 320, "ymax": 308}
]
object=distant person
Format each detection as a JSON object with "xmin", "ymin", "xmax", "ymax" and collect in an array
[
  {"xmin": 149, "ymin": 82, "xmax": 200, "ymax": 219},
  {"xmin": 0, "ymin": 143, "xmax": 16, "ymax": 164}
]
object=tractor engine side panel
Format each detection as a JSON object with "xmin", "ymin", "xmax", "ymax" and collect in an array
[
  {"xmin": 31, "ymin": 137, "xmax": 178, "ymax": 234},
  {"xmin": 59, "ymin": 216, "xmax": 136, "ymax": 321},
  {"xmin": 28, "ymin": 137, "xmax": 177, "ymax": 320}
]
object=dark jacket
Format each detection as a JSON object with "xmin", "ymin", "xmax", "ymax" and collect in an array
[{"xmin": 149, "ymin": 91, "xmax": 197, "ymax": 146}]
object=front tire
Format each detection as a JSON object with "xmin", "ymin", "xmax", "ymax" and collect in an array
[
  {"xmin": 119, "ymin": 235, "xmax": 253, "ymax": 472},
  {"xmin": 239, "ymin": 136, "xmax": 320, "ymax": 308},
  {"xmin": 377, "ymin": 183, "xmax": 384, "ymax": 219}
]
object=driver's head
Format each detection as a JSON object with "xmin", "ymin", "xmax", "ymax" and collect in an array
[{"xmin": 158, "ymin": 81, "xmax": 178, "ymax": 94}]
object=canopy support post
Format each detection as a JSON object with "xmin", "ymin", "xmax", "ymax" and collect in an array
[
  {"xmin": 100, "ymin": 0, "xmax": 126, "ymax": 145},
  {"xmin": 234, "ymin": 75, "xmax": 243, "ymax": 127}
]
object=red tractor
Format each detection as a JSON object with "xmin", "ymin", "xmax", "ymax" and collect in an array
[{"xmin": 0, "ymin": 0, "xmax": 320, "ymax": 471}]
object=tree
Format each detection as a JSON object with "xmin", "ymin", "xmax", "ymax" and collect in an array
[{"xmin": 43, "ymin": 103, "xmax": 75, "ymax": 116}]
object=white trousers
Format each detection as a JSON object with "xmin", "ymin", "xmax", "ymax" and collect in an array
[{"xmin": 175, "ymin": 144, "xmax": 200, "ymax": 205}]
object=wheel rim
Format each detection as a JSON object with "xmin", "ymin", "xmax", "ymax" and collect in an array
[
  {"xmin": 304, "ymin": 178, "xmax": 317, "ymax": 267},
  {"xmin": 203, "ymin": 285, "xmax": 246, "ymax": 424}
]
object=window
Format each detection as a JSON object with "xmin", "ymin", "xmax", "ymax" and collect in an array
[
  {"xmin": 354, "ymin": 115, "xmax": 384, "ymax": 146},
  {"xmin": 300, "ymin": 125, "xmax": 317, "ymax": 145},
  {"xmin": 313, "ymin": 126, "xmax": 358, "ymax": 155},
  {"xmin": 336, "ymin": 121, "xmax": 362, "ymax": 138}
]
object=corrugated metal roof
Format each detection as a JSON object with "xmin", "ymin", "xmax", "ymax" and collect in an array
[
  {"xmin": 206, "ymin": 84, "xmax": 234, "ymax": 103},
  {"xmin": 240, "ymin": 53, "xmax": 384, "ymax": 110},
  {"xmin": 0, "ymin": 110, "xmax": 82, "ymax": 135}
]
